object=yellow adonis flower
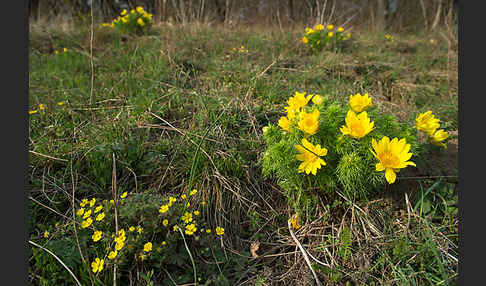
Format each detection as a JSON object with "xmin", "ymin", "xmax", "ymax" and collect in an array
[
  {"xmin": 43, "ymin": 231, "xmax": 49, "ymax": 238},
  {"xmin": 143, "ymin": 242, "xmax": 153, "ymax": 252},
  {"xmin": 92, "ymin": 230, "xmax": 102, "ymax": 242},
  {"xmin": 190, "ymin": 189, "xmax": 198, "ymax": 196},
  {"xmin": 39, "ymin": 104, "xmax": 46, "ymax": 110},
  {"xmin": 416, "ymin": 111, "xmax": 440, "ymax": 136},
  {"xmin": 108, "ymin": 250, "xmax": 118, "ymax": 260},
  {"xmin": 181, "ymin": 212, "xmax": 193, "ymax": 224},
  {"xmin": 305, "ymin": 27, "xmax": 314, "ymax": 35},
  {"xmin": 29, "ymin": 110, "xmax": 38, "ymax": 115},
  {"xmin": 311, "ymin": 94, "xmax": 323, "ymax": 105},
  {"xmin": 94, "ymin": 205, "xmax": 103, "ymax": 213},
  {"xmin": 216, "ymin": 227, "xmax": 225, "ymax": 236},
  {"xmin": 346, "ymin": 33, "xmax": 351, "ymax": 39},
  {"xmin": 91, "ymin": 258, "xmax": 104, "ymax": 273},
  {"xmin": 83, "ymin": 209, "xmax": 92, "ymax": 219},
  {"xmin": 315, "ymin": 24, "xmax": 324, "ymax": 31},
  {"xmin": 278, "ymin": 116, "xmax": 291, "ymax": 132},
  {"xmin": 337, "ymin": 27, "xmax": 344, "ymax": 32},
  {"xmin": 340, "ymin": 110, "xmax": 375, "ymax": 139},
  {"xmin": 285, "ymin": 91, "xmax": 311, "ymax": 114},
  {"xmin": 96, "ymin": 212, "xmax": 105, "ymax": 221},
  {"xmin": 161, "ymin": 241, "xmax": 167, "ymax": 246},
  {"xmin": 302, "ymin": 37, "xmax": 308, "ymax": 44},
  {"xmin": 349, "ymin": 93, "xmax": 373, "ymax": 113},
  {"xmin": 290, "ymin": 214, "xmax": 301, "ymax": 229},
  {"xmin": 297, "ymin": 109, "xmax": 320, "ymax": 136},
  {"xmin": 80, "ymin": 199, "xmax": 89, "ymax": 207},
  {"xmin": 328, "ymin": 32, "xmax": 334, "ymax": 38},
  {"xmin": 137, "ymin": 18, "xmax": 145, "ymax": 26},
  {"xmin": 136, "ymin": 6, "xmax": 145, "ymax": 13},
  {"xmin": 173, "ymin": 225, "xmax": 179, "ymax": 231},
  {"xmin": 327, "ymin": 24, "xmax": 334, "ymax": 30},
  {"xmin": 206, "ymin": 229, "xmax": 211, "ymax": 233},
  {"xmin": 193, "ymin": 210, "xmax": 200, "ymax": 216},
  {"xmin": 81, "ymin": 218, "xmax": 93, "ymax": 228},
  {"xmin": 181, "ymin": 194, "xmax": 187, "ymax": 199},
  {"xmin": 370, "ymin": 136, "xmax": 416, "ymax": 184},
  {"xmin": 295, "ymin": 138, "xmax": 328, "ymax": 175},
  {"xmin": 120, "ymin": 192, "xmax": 128, "ymax": 199},
  {"xmin": 185, "ymin": 224, "xmax": 197, "ymax": 235},
  {"xmin": 429, "ymin": 129, "xmax": 449, "ymax": 148},
  {"xmin": 168, "ymin": 196, "xmax": 177, "ymax": 206},
  {"xmin": 115, "ymin": 240, "xmax": 125, "ymax": 251},
  {"xmin": 162, "ymin": 219, "xmax": 169, "ymax": 227},
  {"xmin": 76, "ymin": 208, "xmax": 85, "ymax": 217},
  {"xmin": 129, "ymin": 226, "xmax": 135, "ymax": 232},
  {"xmin": 121, "ymin": 9, "xmax": 127, "ymax": 16},
  {"xmin": 137, "ymin": 226, "xmax": 143, "ymax": 234},
  {"xmin": 159, "ymin": 204, "xmax": 169, "ymax": 214},
  {"xmin": 89, "ymin": 198, "xmax": 96, "ymax": 207}
]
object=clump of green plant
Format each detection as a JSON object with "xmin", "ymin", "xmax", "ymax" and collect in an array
[
  {"xmin": 101, "ymin": 6, "xmax": 153, "ymax": 35},
  {"xmin": 301, "ymin": 24, "xmax": 351, "ymax": 53},
  {"xmin": 261, "ymin": 91, "xmax": 450, "ymax": 214}
]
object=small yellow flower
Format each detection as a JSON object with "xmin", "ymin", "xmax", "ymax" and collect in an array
[
  {"xmin": 43, "ymin": 231, "xmax": 49, "ymax": 238},
  {"xmin": 194, "ymin": 210, "xmax": 200, "ymax": 216},
  {"xmin": 137, "ymin": 18, "xmax": 145, "ymax": 26},
  {"xmin": 81, "ymin": 218, "xmax": 93, "ymax": 228},
  {"xmin": 57, "ymin": 101, "xmax": 65, "ymax": 106},
  {"xmin": 121, "ymin": 17, "xmax": 128, "ymax": 23},
  {"xmin": 285, "ymin": 91, "xmax": 312, "ymax": 114},
  {"xmin": 311, "ymin": 94, "xmax": 323, "ymax": 105},
  {"xmin": 55, "ymin": 50, "xmax": 59, "ymax": 54},
  {"xmin": 29, "ymin": 110, "xmax": 38, "ymax": 115},
  {"xmin": 186, "ymin": 202, "xmax": 191, "ymax": 208},
  {"xmin": 302, "ymin": 36, "xmax": 308, "ymax": 44},
  {"xmin": 181, "ymin": 194, "xmax": 187, "ymax": 199},
  {"xmin": 140, "ymin": 254, "xmax": 146, "ymax": 261},
  {"xmin": 370, "ymin": 136, "xmax": 416, "ymax": 184},
  {"xmin": 338, "ymin": 27, "xmax": 344, "ymax": 32},
  {"xmin": 63, "ymin": 48, "xmax": 68, "ymax": 53},
  {"xmin": 110, "ymin": 199, "xmax": 114, "ymax": 204},
  {"xmin": 185, "ymin": 224, "xmax": 197, "ymax": 235},
  {"xmin": 305, "ymin": 27, "xmax": 314, "ymax": 35},
  {"xmin": 347, "ymin": 33, "xmax": 351, "ymax": 38},
  {"xmin": 173, "ymin": 225, "xmax": 179, "ymax": 231},
  {"xmin": 83, "ymin": 209, "xmax": 92, "ymax": 219},
  {"xmin": 297, "ymin": 109, "xmax": 320, "ymax": 135},
  {"xmin": 349, "ymin": 93, "xmax": 373, "ymax": 113},
  {"xmin": 121, "ymin": 9, "xmax": 127, "ymax": 15},
  {"xmin": 295, "ymin": 138, "xmax": 328, "ymax": 175},
  {"xmin": 278, "ymin": 116, "xmax": 292, "ymax": 132},
  {"xmin": 130, "ymin": 9, "xmax": 135, "ymax": 14},
  {"xmin": 108, "ymin": 250, "xmax": 118, "ymax": 260},
  {"xmin": 290, "ymin": 214, "xmax": 301, "ymax": 229},
  {"xmin": 115, "ymin": 240, "xmax": 125, "ymax": 251},
  {"xmin": 76, "ymin": 208, "xmax": 85, "ymax": 216},
  {"xmin": 161, "ymin": 241, "xmax": 167, "ymax": 246},
  {"xmin": 120, "ymin": 192, "xmax": 128, "ymax": 199},
  {"xmin": 94, "ymin": 205, "xmax": 103, "ymax": 213},
  {"xmin": 340, "ymin": 110, "xmax": 375, "ymax": 139},
  {"xmin": 92, "ymin": 230, "xmax": 102, "ymax": 242},
  {"xmin": 143, "ymin": 242, "xmax": 153, "ymax": 252},
  {"xmin": 201, "ymin": 201, "xmax": 207, "ymax": 206},
  {"xmin": 89, "ymin": 198, "xmax": 96, "ymax": 207},
  {"xmin": 162, "ymin": 219, "xmax": 169, "ymax": 227},
  {"xmin": 206, "ymin": 229, "xmax": 211, "ymax": 234},
  {"xmin": 190, "ymin": 189, "xmax": 198, "ymax": 196},
  {"xmin": 315, "ymin": 24, "xmax": 324, "ymax": 31},
  {"xmin": 91, "ymin": 258, "xmax": 104, "ymax": 273},
  {"xmin": 137, "ymin": 226, "xmax": 143, "ymax": 234},
  {"xmin": 181, "ymin": 212, "xmax": 193, "ymax": 224},
  {"xmin": 95, "ymin": 212, "xmax": 105, "ymax": 221},
  {"xmin": 328, "ymin": 32, "xmax": 334, "ymax": 37},
  {"xmin": 136, "ymin": 6, "xmax": 145, "ymax": 13},
  {"xmin": 38, "ymin": 104, "xmax": 46, "ymax": 110},
  {"xmin": 429, "ymin": 129, "xmax": 449, "ymax": 148},
  {"xmin": 80, "ymin": 199, "xmax": 88, "ymax": 207},
  {"xmin": 129, "ymin": 226, "xmax": 135, "ymax": 232},
  {"xmin": 159, "ymin": 204, "xmax": 169, "ymax": 214},
  {"xmin": 327, "ymin": 24, "xmax": 334, "ymax": 30},
  {"xmin": 216, "ymin": 227, "xmax": 225, "ymax": 236},
  {"xmin": 416, "ymin": 111, "xmax": 440, "ymax": 136},
  {"xmin": 168, "ymin": 196, "xmax": 177, "ymax": 207}
]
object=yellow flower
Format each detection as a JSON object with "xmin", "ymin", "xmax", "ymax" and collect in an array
[
  {"xmin": 83, "ymin": 209, "xmax": 92, "ymax": 219},
  {"xmin": 139, "ymin": 254, "xmax": 146, "ymax": 261},
  {"xmin": 173, "ymin": 225, "xmax": 179, "ymax": 231},
  {"xmin": 429, "ymin": 129, "xmax": 449, "ymax": 148},
  {"xmin": 130, "ymin": 9, "xmax": 135, "ymax": 14},
  {"xmin": 311, "ymin": 94, "xmax": 323, "ymax": 105},
  {"xmin": 349, "ymin": 93, "xmax": 373, "ymax": 113},
  {"xmin": 347, "ymin": 33, "xmax": 351, "ymax": 38},
  {"xmin": 159, "ymin": 204, "xmax": 169, "ymax": 214},
  {"xmin": 295, "ymin": 138, "xmax": 328, "ymax": 175},
  {"xmin": 278, "ymin": 116, "xmax": 291, "ymax": 132},
  {"xmin": 190, "ymin": 189, "xmax": 198, "ymax": 196},
  {"xmin": 108, "ymin": 250, "xmax": 118, "ymax": 260},
  {"xmin": 95, "ymin": 212, "xmax": 105, "ymax": 221},
  {"xmin": 297, "ymin": 109, "xmax": 320, "ymax": 135},
  {"xmin": 340, "ymin": 110, "xmax": 374, "ymax": 139},
  {"xmin": 91, "ymin": 258, "xmax": 104, "ymax": 273},
  {"xmin": 185, "ymin": 224, "xmax": 197, "ymax": 235},
  {"xmin": 201, "ymin": 201, "xmax": 207, "ymax": 206},
  {"xmin": 216, "ymin": 227, "xmax": 225, "ymax": 236},
  {"xmin": 328, "ymin": 32, "xmax": 334, "ymax": 38},
  {"xmin": 137, "ymin": 226, "xmax": 143, "ymax": 234},
  {"xmin": 55, "ymin": 50, "xmax": 59, "ymax": 54},
  {"xmin": 121, "ymin": 9, "xmax": 127, "ymax": 15},
  {"xmin": 129, "ymin": 226, "xmax": 135, "ymax": 232},
  {"xmin": 193, "ymin": 210, "xmax": 200, "ymax": 216},
  {"xmin": 80, "ymin": 199, "xmax": 88, "ymax": 207},
  {"xmin": 168, "ymin": 196, "xmax": 177, "ymax": 206},
  {"xmin": 302, "ymin": 36, "xmax": 308, "ymax": 44},
  {"xmin": 120, "ymin": 192, "xmax": 128, "ymax": 199},
  {"xmin": 81, "ymin": 218, "xmax": 93, "ymax": 228},
  {"xmin": 285, "ymin": 91, "xmax": 311, "ymax": 114},
  {"xmin": 305, "ymin": 27, "xmax": 314, "ymax": 35},
  {"xmin": 89, "ymin": 198, "xmax": 96, "ymax": 207},
  {"xmin": 181, "ymin": 194, "xmax": 187, "ymax": 199},
  {"xmin": 136, "ymin": 6, "xmax": 145, "ymax": 13},
  {"xmin": 206, "ymin": 229, "xmax": 211, "ymax": 233},
  {"xmin": 115, "ymin": 240, "xmax": 125, "ymax": 251},
  {"xmin": 290, "ymin": 214, "xmax": 301, "ymax": 229},
  {"xmin": 370, "ymin": 137, "xmax": 416, "ymax": 184},
  {"xmin": 63, "ymin": 48, "xmax": 68, "ymax": 53},
  {"xmin": 92, "ymin": 230, "xmax": 102, "ymax": 242},
  {"xmin": 110, "ymin": 199, "xmax": 114, "ymax": 204},
  {"xmin": 181, "ymin": 212, "xmax": 193, "ymax": 224},
  {"xmin": 43, "ymin": 231, "xmax": 49, "ymax": 238},
  {"xmin": 137, "ymin": 18, "xmax": 145, "ymax": 26},
  {"xmin": 315, "ymin": 24, "xmax": 324, "ymax": 31},
  {"xmin": 115, "ymin": 229, "xmax": 126, "ymax": 243},
  {"xmin": 143, "ymin": 242, "xmax": 153, "ymax": 252},
  {"xmin": 161, "ymin": 241, "xmax": 167, "ymax": 246},
  {"xmin": 29, "ymin": 110, "xmax": 38, "ymax": 114},
  {"xmin": 121, "ymin": 17, "xmax": 128, "ymax": 23},
  {"xmin": 186, "ymin": 202, "xmax": 190, "ymax": 208},
  {"xmin": 39, "ymin": 104, "xmax": 46, "ymax": 110},
  {"xmin": 416, "ymin": 111, "xmax": 440, "ymax": 136},
  {"xmin": 76, "ymin": 208, "xmax": 85, "ymax": 216},
  {"xmin": 94, "ymin": 205, "xmax": 103, "ymax": 213},
  {"xmin": 162, "ymin": 219, "xmax": 169, "ymax": 226},
  {"xmin": 327, "ymin": 24, "xmax": 334, "ymax": 30},
  {"xmin": 338, "ymin": 27, "xmax": 344, "ymax": 32}
]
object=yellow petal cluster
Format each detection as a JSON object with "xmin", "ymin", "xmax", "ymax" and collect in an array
[
  {"xmin": 370, "ymin": 137, "xmax": 416, "ymax": 184},
  {"xmin": 340, "ymin": 110, "xmax": 374, "ymax": 139},
  {"xmin": 349, "ymin": 93, "xmax": 373, "ymax": 113},
  {"xmin": 415, "ymin": 111, "xmax": 440, "ymax": 136},
  {"xmin": 297, "ymin": 109, "xmax": 320, "ymax": 135},
  {"xmin": 429, "ymin": 129, "xmax": 449, "ymax": 148},
  {"xmin": 295, "ymin": 138, "xmax": 328, "ymax": 175}
]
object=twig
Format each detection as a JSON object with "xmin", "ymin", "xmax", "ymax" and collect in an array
[
  {"xmin": 29, "ymin": 240, "xmax": 82, "ymax": 286},
  {"xmin": 29, "ymin": 150, "xmax": 68, "ymax": 162}
]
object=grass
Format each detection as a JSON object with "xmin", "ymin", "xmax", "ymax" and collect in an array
[{"xmin": 29, "ymin": 20, "xmax": 457, "ymax": 285}]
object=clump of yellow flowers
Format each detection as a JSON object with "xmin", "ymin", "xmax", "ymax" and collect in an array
[
  {"xmin": 301, "ymin": 24, "xmax": 351, "ymax": 52},
  {"xmin": 101, "ymin": 6, "xmax": 153, "ymax": 35},
  {"xmin": 262, "ymin": 89, "xmax": 446, "ymax": 214}
]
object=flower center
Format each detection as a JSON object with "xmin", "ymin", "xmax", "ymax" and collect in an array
[
  {"xmin": 379, "ymin": 151, "xmax": 400, "ymax": 168},
  {"xmin": 350, "ymin": 121, "xmax": 364, "ymax": 136}
]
